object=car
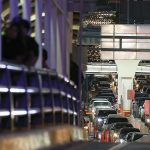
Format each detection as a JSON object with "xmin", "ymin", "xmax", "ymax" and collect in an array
[
  {"xmin": 109, "ymin": 122, "xmax": 133, "ymax": 142},
  {"xmin": 91, "ymin": 100, "xmax": 112, "ymax": 115},
  {"xmin": 95, "ymin": 109, "xmax": 117, "ymax": 130},
  {"xmin": 101, "ymin": 115, "xmax": 129, "ymax": 142},
  {"xmin": 103, "ymin": 114, "xmax": 129, "ymax": 128},
  {"xmin": 125, "ymin": 132, "xmax": 148, "ymax": 142},
  {"xmin": 116, "ymin": 127, "xmax": 140, "ymax": 143}
]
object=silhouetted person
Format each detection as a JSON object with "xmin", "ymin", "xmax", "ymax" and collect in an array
[{"xmin": 2, "ymin": 16, "xmax": 39, "ymax": 67}]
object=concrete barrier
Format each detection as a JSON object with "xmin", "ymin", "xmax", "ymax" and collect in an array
[{"xmin": 0, "ymin": 126, "xmax": 84, "ymax": 150}]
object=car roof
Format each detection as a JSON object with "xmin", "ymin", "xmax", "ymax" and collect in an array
[{"xmin": 120, "ymin": 127, "xmax": 140, "ymax": 132}]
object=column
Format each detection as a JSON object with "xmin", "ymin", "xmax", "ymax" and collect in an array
[
  {"xmin": 0, "ymin": 0, "xmax": 2, "ymax": 61},
  {"xmin": 116, "ymin": 60, "xmax": 140, "ymax": 116},
  {"xmin": 22, "ymin": 0, "xmax": 31, "ymax": 21},
  {"xmin": 56, "ymin": 14, "xmax": 62, "ymax": 74},
  {"xmin": 35, "ymin": 0, "xmax": 42, "ymax": 68},
  {"xmin": 50, "ymin": 3, "xmax": 57, "ymax": 70},
  {"xmin": 44, "ymin": 0, "xmax": 51, "ymax": 68},
  {"xmin": 9, "ymin": 0, "xmax": 19, "ymax": 20}
]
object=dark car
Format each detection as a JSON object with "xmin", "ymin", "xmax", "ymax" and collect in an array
[
  {"xmin": 96, "ymin": 109, "xmax": 117, "ymax": 130},
  {"xmin": 109, "ymin": 122, "xmax": 133, "ymax": 142},
  {"xmin": 101, "ymin": 115, "xmax": 129, "ymax": 143},
  {"xmin": 117, "ymin": 127, "xmax": 140, "ymax": 143}
]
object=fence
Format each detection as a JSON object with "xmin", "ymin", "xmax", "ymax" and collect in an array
[{"xmin": 0, "ymin": 62, "xmax": 79, "ymax": 131}]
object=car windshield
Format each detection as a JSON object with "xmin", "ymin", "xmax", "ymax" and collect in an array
[
  {"xmin": 133, "ymin": 134, "xmax": 146, "ymax": 141},
  {"xmin": 94, "ymin": 102, "xmax": 111, "ymax": 107},
  {"xmin": 112, "ymin": 124, "xmax": 133, "ymax": 130},
  {"xmin": 107, "ymin": 118, "xmax": 128, "ymax": 124},
  {"xmin": 98, "ymin": 110, "xmax": 117, "ymax": 117}
]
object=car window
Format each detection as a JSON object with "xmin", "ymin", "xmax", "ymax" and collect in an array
[
  {"xmin": 98, "ymin": 110, "xmax": 117, "ymax": 117},
  {"xmin": 94, "ymin": 102, "xmax": 111, "ymax": 107},
  {"xmin": 107, "ymin": 118, "xmax": 128, "ymax": 124},
  {"xmin": 133, "ymin": 134, "xmax": 145, "ymax": 141},
  {"xmin": 111, "ymin": 124, "xmax": 133, "ymax": 130}
]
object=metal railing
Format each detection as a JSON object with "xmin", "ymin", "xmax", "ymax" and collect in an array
[{"xmin": 0, "ymin": 62, "xmax": 79, "ymax": 131}]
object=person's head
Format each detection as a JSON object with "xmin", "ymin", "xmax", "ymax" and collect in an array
[
  {"xmin": 7, "ymin": 23, "xmax": 19, "ymax": 39},
  {"xmin": 12, "ymin": 16, "xmax": 31, "ymax": 36},
  {"xmin": 20, "ymin": 19, "xmax": 31, "ymax": 35}
]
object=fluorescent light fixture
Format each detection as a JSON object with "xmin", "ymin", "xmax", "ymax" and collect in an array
[
  {"xmin": 10, "ymin": 88, "xmax": 25, "ymax": 93},
  {"xmin": 64, "ymin": 77, "xmax": 69, "ymax": 83},
  {"xmin": 12, "ymin": 110, "xmax": 27, "ymax": 116},
  {"xmin": 67, "ymin": 94, "xmax": 71, "ymax": 99},
  {"xmin": 0, "ymin": 87, "xmax": 9, "ymax": 92},
  {"xmin": 0, "ymin": 110, "xmax": 10, "ymax": 116},
  {"xmin": 58, "ymin": 74, "xmax": 64, "ymax": 79},
  {"xmin": 62, "ymin": 108, "xmax": 68, "ymax": 113},
  {"xmin": 0, "ymin": 64, "xmax": 6, "ymax": 68},
  {"xmin": 70, "ymin": 81, "xmax": 74, "ymax": 86},
  {"xmin": 54, "ymin": 107, "xmax": 61, "ymax": 112},
  {"xmin": 29, "ymin": 109, "xmax": 39, "ymax": 114},
  {"xmin": 42, "ymin": 42, "xmax": 45, "ymax": 46},
  {"xmin": 68, "ymin": 110, "xmax": 73, "ymax": 114},
  {"xmin": 27, "ymin": 88, "xmax": 38, "ymax": 93},
  {"xmin": 7, "ymin": 65, "xmax": 22, "ymax": 70},
  {"xmin": 60, "ymin": 91, "xmax": 66, "ymax": 96},
  {"xmin": 72, "ymin": 97, "xmax": 77, "ymax": 101}
]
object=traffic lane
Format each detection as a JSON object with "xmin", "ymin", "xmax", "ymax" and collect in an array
[
  {"xmin": 109, "ymin": 143, "xmax": 150, "ymax": 150},
  {"xmin": 47, "ymin": 141, "xmax": 117, "ymax": 150}
]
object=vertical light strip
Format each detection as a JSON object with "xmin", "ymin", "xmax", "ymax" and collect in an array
[
  {"xmin": 9, "ymin": 0, "xmax": 19, "ymax": 20},
  {"xmin": 35, "ymin": 0, "xmax": 42, "ymax": 68},
  {"xmin": 22, "ymin": 0, "xmax": 31, "ymax": 21}
]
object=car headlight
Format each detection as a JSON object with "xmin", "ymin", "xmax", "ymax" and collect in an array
[
  {"xmin": 113, "ymin": 133, "xmax": 118, "ymax": 138},
  {"xmin": 98, "ymin": 118, "xmax": 103, "ymax": 122},
  {"xmin": 120, "ymin": 139, "xmax": 124, "ymax": 143},
  {"xmin": 84, "ymin": 126, "xmax": 88, "ymax": 130},
  {"xmin": 92, "ymin": 109, "xmax": 95, "ymax": 113},
  {"xmin": 146, "ymin": 118, "xmax": 150, "ymax": 123}
]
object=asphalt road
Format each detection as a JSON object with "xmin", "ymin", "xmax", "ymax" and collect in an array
[{"xmin": 46, "ymin": 141, "xmax": 150, "ymax": 150}]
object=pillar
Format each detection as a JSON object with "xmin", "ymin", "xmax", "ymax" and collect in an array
[
  {"xmin": 22, "ymin": 0, "xmax": 31, "ymax": 21},
  {"xmin": 56, "ymin": 13, "xmax": 62, "ymax": 74},
  {"xmin": 116, "ymin": 60, "xmax": 140, "ymax": 116},
  {"xmin": 10, "ymin": 0, "xmax": 19, "ymax": 20},
  {"xmin": 49, "ymin": 3, "xmax": 57, "ymax": 70},
  {"xmin": 0, "ymin": 0, "xmax": 2, "ymax": 61},
  {"xmin": 44, "ymin": 0, "xmax": 51, "ymax": 68},
  {"xmin": 35, "ymin": 0, "xmax": 42, "ymax": 68}
]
